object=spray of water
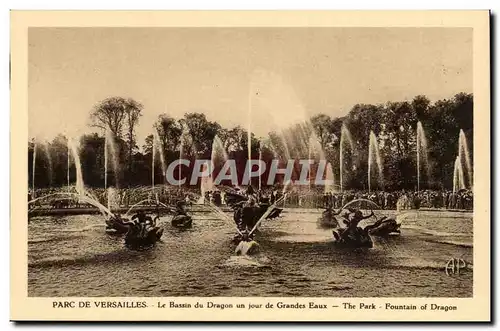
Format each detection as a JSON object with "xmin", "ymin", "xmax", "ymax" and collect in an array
[
  {"xmin": 458, "ymin": 129, "xmax": 472, "ymax": 188},
  {"xmin": 416, "ymin": 121, "xmax": 430, "ymax": 192},
  {"xmin": 323, "ymin": 162, "xmax": 335, "ymax": 193},
  {"xmin": 211, "ymin": 135, "xmax": 230, "ymax": 185},
  {"xmin": 153, "ymin": 130, "xmax": 167, "ymax": 184},
  {"xmin": 177, "ymin": 125, "xmax": 193, "ymax": 189},
  {"xmin": 453, "ymin": 156, "xmax": 465, "ymax": 193},
  {"xmin": 104, "ymin": 129, "xmax": 119, "ymax": 187},
  {"xmin": 340, "ymin": 124, "xmax": 355, "ymax": 192},
  {"xmin": 368, "ymin": 131, "xmax": 384, "ymax": 193},
  {"xmin": 308, "ymin": 135, "xmax": 325, "ymax": 188},
  {"xmin": 67, "ymin": 137, "xmax": 85, "ymax": 196},
  {"xmin": 42, "ymin": 142, "xmax": 53, "ymax": 186}
]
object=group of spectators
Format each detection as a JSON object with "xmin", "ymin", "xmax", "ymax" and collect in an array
[
  {"xmin": 321, "ymin": 189, "xmax": 473, "ymax": 211},
  {"xmin": 28, "ymin": 185, "xmax": 473, "ymax": 211}
]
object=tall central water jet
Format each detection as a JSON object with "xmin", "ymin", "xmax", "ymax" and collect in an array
[
  {"xmin": 324, "ymin": 162, "xmax": 335, "ymax": 193},
  {"xmin": 458, "ymin": 129, "xmax": 473, "ymax": 188},
  {"xmin": 152, "ymin": 130, "xmax": 167, "ymax": 185},
  {"xmin": 210, "ymin": 135, "xmax": 229, "ymax": 187},
  {"xmin": 104, "ymin": 129, "xmax": 119, "ymax": 193},
  {"xmin": 368, "ymin": 131, "xmax": 384, "ymax": 193},
  {"xmin": 340, "ymin": 124, "xmax": 355, "ymax": 192},
  {"xmin": 416, "ymin": 121, "xmax": 430, "ymax": 192},
  {"xmin": 178, "ymin": 126, "xmax": 194, "ymax": 189},
  {"xmin": 308, "ymin": 135, "xmax": 325, "ymax": 188},
  {"xmin": 67, "ymin": 137, "xmax": 84, "ymax": 196}
]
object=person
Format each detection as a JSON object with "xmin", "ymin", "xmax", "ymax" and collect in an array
[{"xmin": 330, "ymin": 193, "xmax": 336, "ymax": 209}]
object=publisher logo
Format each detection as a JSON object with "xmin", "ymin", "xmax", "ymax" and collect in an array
[{"xmin": 445, "ymin": 258, "xmax": 466, "ymax": 276}]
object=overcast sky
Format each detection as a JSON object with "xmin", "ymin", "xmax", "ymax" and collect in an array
[{"xmin": 28, "ymin": 27, "xmax": 472, "ymax": 143}]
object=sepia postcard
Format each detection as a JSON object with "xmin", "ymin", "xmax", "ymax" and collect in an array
[{"xmin": 10, "ymin": 10, "xmax": 490, "ymax": 322}]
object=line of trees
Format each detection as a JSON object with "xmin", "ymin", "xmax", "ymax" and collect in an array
[{"xmin": 28, "ymin": 93, "xmax": 473, "ymax": 191}]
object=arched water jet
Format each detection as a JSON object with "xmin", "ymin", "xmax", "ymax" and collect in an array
[
  {"xmin": 28, "ymin": 192, "xmax": 113, "ymax": 218},
  {"xmin": 368, "ymin": 131, "xmax": 384, "ymax": 193},
  {"xmin": 124, "ymin": 198, "xmax": 158, "ymax": 217}
]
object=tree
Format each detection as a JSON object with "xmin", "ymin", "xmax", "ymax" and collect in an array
[
  {"xmin": 218, "ymin": 126, "xmax": 259, "ymax": 155},
  {"xmin": 124, "ymin": 98, "xmax": 143, "ymax": 185},
  {"xmin": 90, "ymin": 97, "xmax": 128, "ymax": 139},
  {"xmin": 90, "ymin": 97, "xmax": 143, "ymax": 187},
  {"xmin": 50, "ymin": 134, "xmax": 70, "ymax": 187},
  {"xmin": 154, "ymin": 114, "xmax": 182, "ymax": 153},
  {"xmin": 310, "ymin": 114, "xmax": 337, "ymax": 149},
  {"xmin": 179, "ymin": 113, "xmax": 221, "ymax": 157},
  {"xmin": 79, "ymin": 133, "xmax": 105, "ymax": 187},
  {"xmin": 29, "ymin": 92, "xmax": 474, "ymax": 191}
]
